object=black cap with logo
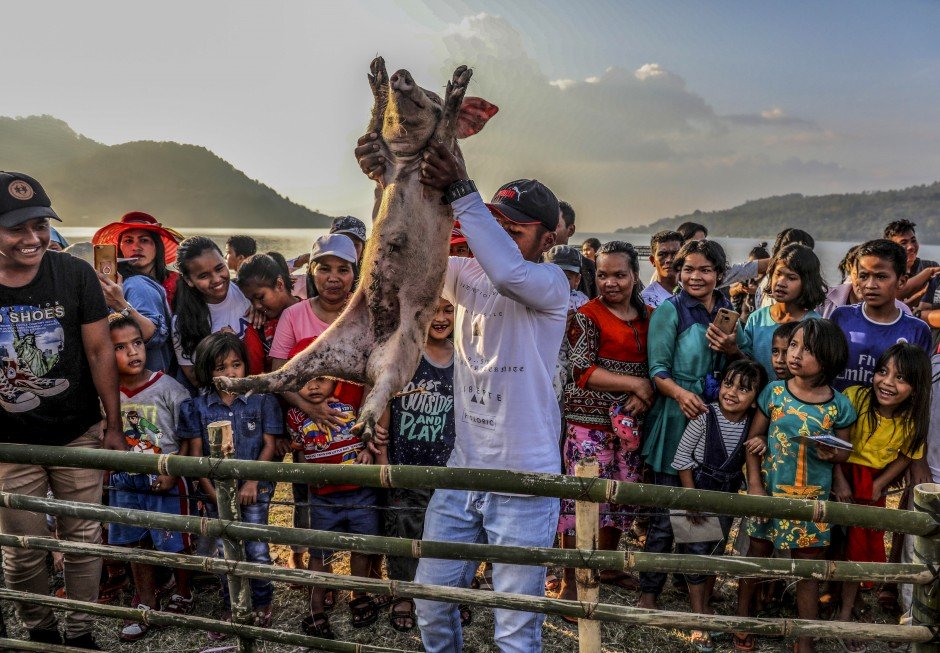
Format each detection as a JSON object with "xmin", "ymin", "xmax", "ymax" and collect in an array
[
  {"xmin": 486, "ymin": 179, "xmax": 560, "ymax": 232},
  {"xmin": 329, "ymin": 216, "xmax": 367, "ymax": 243},
  {"xmin": 0, "ymin": 172, "xmax": 60, "ymax": 228}
]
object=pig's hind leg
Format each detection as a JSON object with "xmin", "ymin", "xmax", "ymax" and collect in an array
[
  {"xmin": 352, "ymin": 321, "xmax": 426, "ymax": 443},
  {"xmin": 214, "ymin": 294, "xmax": 372, "ymax": 395}
]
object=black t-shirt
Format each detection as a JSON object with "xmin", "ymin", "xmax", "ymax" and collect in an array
[
  {"xmin": 0, "ymin": 251, "xmax": 109, "ymax": 445},
  {"xmin": 388, "ymin": 353, "xmax": 456, "ymax": 467}
]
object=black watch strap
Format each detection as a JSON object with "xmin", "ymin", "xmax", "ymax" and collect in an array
[{"xmin": 442, "ymin": 179, "xmax": 477, "ymax": 205}]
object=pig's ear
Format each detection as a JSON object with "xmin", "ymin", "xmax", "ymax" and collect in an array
[{"xmin": 456, "ymin": 97, "xmax": 499, "ymax": 139}]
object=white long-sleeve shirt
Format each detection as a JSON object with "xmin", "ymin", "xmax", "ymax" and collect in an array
[{"xmin": 443, "ymin": 193, "xmax": 569, "ymax": 475}]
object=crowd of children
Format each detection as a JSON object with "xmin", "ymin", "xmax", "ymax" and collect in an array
[{"xmin": 4, "ymin": 195, "xmax": 940, "ymax": 652}]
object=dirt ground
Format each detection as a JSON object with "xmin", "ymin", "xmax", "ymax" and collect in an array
[{"xmin": 0, "ymin": 485, "xmax": 911, "ymax": 652}]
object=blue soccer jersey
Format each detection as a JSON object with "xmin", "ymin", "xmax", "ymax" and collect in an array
[{"xmin": 830, "ymin": 303, "xmax": 931, "ymax": 391}]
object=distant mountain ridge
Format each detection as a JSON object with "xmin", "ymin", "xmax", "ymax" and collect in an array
[
  {"xmin": 628, "ymin": 182, "xmax": 940, "ymax": 243},
  {"xmin": 0, "ymin": 115, "xmax": 332, "ymax": 228}
]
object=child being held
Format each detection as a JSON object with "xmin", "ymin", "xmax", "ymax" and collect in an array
[
  {"xmin": 107, "ymin": 315, "xmax": 195, "ymax": 642},
  {"xmin": 177, "ymin": 332, "xmax": 282, "ymax": 637},
  {"xmin": 286, "ymin": 349, "xmax": 383, "ymax": 640},
  {"xmin": 671, "ymin": 359, "xmax": 767, "ymax": 653}
]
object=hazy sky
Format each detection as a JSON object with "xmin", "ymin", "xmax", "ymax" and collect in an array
[{"xmin": 3, "ymin": 0, "xmax": 939, "ymax": 230}]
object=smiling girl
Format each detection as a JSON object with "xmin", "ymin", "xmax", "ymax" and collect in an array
[
  {"xmin": 639, "ymin": 239, "xmax": 749, "ymax": 610},
  {"xmin": 172, "ymin": 236, "xmax": 264, "ymax": 386},
  {"xmin": 744, "ymin": 244, "xmax": 826, "ymax": 379},
  {"xmin": 831, "ymin": 343, "xmax": 931, "ymax": 652}
]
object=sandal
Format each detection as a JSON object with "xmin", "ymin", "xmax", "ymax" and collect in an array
[
  {"xmin": 373, "ymin": 594, "xmax": 394, "ymax": 612},
  {"xmin": 120, "ymin": 604, "xmax": 156, "ymax": 642},
  {"xmin": 544, "ymin": 574, "xmax": 561, "ymax": 594},
  {"xmin": 301, "ymin": 612, "xmax": 335, "ymax": 640},
  {"xmin": 323, "ymin": 589, "xmax": 336, "ymax": 612},
  {"xmin": 459, "ymin": 603, "xmax": 472, "ymax": 627},
  {"xmin": 163, "ymin": 593, "xmax": 194, "ymax": 615},
  {"xmin": 349, "ymin": 595, "xmax": 378, "ymax": 629},
  {"xmin": 691, "ymin": 630, "xmax": 714, "ymax": 653},
  {"xmin": 838, "ymin": 638, "xmax": 868, "ymax": 653},
  {"xmin": 733, "ymin": 632, "xmax": 756, "ymax": 652},
  {"xmin": 389, "ymin": 598, "xmax": 416, "ymax": 632}
]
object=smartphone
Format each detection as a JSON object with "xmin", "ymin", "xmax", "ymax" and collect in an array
[
  {"xmin": 712, "ymin": 308, "xmax": 740, "ymax": 335},
  {"xmin": 94, "ymin": 244, "xmax": 118, "ymax": 282}
]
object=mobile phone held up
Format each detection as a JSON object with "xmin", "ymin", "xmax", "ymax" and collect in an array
[
  {"xmin": 712, "ymin": 308, "xmax": 740, "ymax": 335},
  {"xmin": 94, "ymin": 244, "xmax": 118, "ymax": 283}
]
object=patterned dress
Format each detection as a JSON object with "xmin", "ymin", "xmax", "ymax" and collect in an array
[
  {"xmin": 559, "ymin": 298, "xmax": 649, "ymax": 535},
  {"xmin": 747, "ymin": 380, "xmax": 857, "ymax": 549}
]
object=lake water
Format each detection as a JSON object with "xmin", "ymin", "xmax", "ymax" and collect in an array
[{"xmin": 59, "ymin": 226, "xmax": 940, "ymax": 287}]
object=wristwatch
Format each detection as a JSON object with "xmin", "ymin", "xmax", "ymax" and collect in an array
[
  {"xmin": 442, "ymin": 179, "xmax": 477, "ymax": 205},
  {"xmin": 119, "ymin": 305, "xmax": 134, "ymax": 319}
]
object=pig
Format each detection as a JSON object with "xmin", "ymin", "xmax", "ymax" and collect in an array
[{"xmin": 214, "ymin": 57, "xmax": 497, "ymax": 442}]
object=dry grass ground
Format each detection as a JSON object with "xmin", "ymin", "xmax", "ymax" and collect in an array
[{"xmin": 0, "ymin": 486, "xmax": 910, "ymax": 652}]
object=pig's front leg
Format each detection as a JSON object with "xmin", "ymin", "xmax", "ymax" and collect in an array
[
  {"xmin": 367, "ymin": 56, "xmax": 389, "ymax": 135},
  {"xmin": 352, "ymin": 323, "xmax": 425, "ymax": 443},
  {"xmin": 431, "ymin": 65, "xmax": 473, "ymax": 146}
]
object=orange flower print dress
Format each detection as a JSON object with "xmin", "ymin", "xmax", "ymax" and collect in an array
[{"xmin": 747, "ymin": 380, "xmax": 857, "ymax": 549}]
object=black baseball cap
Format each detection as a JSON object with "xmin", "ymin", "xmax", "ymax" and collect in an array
[
  {"xmin": 0, "ymin": 172, "xmax": 60, "ymax": 228},
  {"xmin": 486, "ymin": 179, "xmax": 559, "ymax": 232}
]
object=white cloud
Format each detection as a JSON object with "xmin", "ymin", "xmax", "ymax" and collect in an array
[{"xmin": 434, "ymin": 12, "xmax": 853, "ymax": 229}]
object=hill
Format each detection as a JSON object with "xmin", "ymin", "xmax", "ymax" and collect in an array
[
  {"xmin": 630, "ymin": 182, "xmax": 940, "ymax": 243},
  {"xmin": 0, "ymin": 115, "xmax": 332, "ymax": 228}
]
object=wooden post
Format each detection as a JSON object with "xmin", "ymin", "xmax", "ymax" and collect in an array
[
  {"xmin": 575, "ymin": 457, "xmax": 601, "ymax": 653},
  {"xmin": 913, "ymin": 483, "xmax": 940, "ymax": 653},
  {"xmin": 208, "ymin": 420, "xmax": 256, "ymax": 653}
]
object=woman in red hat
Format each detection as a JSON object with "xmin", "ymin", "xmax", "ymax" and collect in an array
[{"xmin": 92, "ymin": 212, "xmax": 183, "ymax": 308}]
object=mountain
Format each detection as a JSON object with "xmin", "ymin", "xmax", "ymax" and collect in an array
[
  {"xmin": 0, "ymin": 115, "xmax": 333, "ymax": 228},
  {"xmin": 628, "ymin": 182, "xmax": 940, "ymax": 243}
]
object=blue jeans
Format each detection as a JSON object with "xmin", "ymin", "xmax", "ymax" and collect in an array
[
  {"xmin": 414, "ymin": 489, "xmax": 560, "ymax": 653},
  {"xmin": 206, "ymin": 489, "xmax": 274, "ymax": 610}
]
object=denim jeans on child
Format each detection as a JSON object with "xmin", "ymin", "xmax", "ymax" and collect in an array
[
  {"xmin": 640, "ymin": 471, "xmax": 684, "ymax": 596},
  {"xmin": 414, "ymin": 489, "xmax": 560, "ymax": 653},
  {"xmin": 205, "ymin": 484, "xmax": 274, "ymax": 610}
]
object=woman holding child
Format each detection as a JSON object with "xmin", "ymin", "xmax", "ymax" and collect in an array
[{"xmin": 554, "ymin": 242, "xmax": 653, "ymax": 603}]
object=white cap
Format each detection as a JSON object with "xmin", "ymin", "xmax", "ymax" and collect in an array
[{"xmin": 311, "ymin": 233, "xmax": 358, "ymax": 264}]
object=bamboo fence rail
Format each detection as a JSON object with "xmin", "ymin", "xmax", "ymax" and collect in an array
[
  {"xmin": 0, "ymin": 489, "xmax": 929, "ymax": 584},
  {"xmin": 0, "ymin": 588, "xmax": 407, "ymax": 653},
  {"xmin": 0, "ymin": 639, "xmax": 101, "ymax": 653},
  {"xmin": 0, "ymin": 443, "xmax": 934, "ymax": 535}
]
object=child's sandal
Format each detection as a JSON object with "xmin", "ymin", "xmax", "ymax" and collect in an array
[
  {"xmin": 301, "ymin": 612, "xmax": 335, "ymax": 640},
  {"xmin": 733, "ymin": 632, "xmax": 757, "ymax": 652},
  {"xmin": 349, "ymin": 595, "xmax": 378, "ymax": 628}
]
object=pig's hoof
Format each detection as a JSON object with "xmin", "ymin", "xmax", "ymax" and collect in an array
[
  {"xmin": 351, "ymin": 419, "xmax": 375, "ymax": 443},
  {"xmin": 451, "ymin": 65, "xmax": 472, "ymax": 89},
  {"xmin": 369, "ymin": 56, "xmax": 387, "ymax": 90}
]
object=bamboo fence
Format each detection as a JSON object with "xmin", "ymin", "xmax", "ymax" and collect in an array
[
  {"xmin": 0, "ymin": 440, "xmax": 937, "ymax": 651},
  {"xmin": 0, "ymin": 443, "xmax": 934, "ymax": 535}
]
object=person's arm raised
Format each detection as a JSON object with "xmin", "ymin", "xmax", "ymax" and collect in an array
[{"xmin": 420, "ymin": 142, "xmax": 566, "ymax": 312}]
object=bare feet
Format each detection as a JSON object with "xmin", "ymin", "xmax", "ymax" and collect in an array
[{"xmin": 637, "ymin": 593, "xmax": 660, "ymax": 610}]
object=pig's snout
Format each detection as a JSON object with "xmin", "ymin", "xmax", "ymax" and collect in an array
[{"xmin": 391, "ymin": 70, "xmax": 414, "ymax": 92}]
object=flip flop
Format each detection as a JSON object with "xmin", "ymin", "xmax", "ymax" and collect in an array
[
  {"xmin": 733, "ymin": 632, "xmax": 756, "ymax": 652},
  {"xmin": 600, "ymin": 571, "xmax": 641, "ymax": 590}
]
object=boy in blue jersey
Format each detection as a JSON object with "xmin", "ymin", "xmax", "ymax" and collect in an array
[{"xmin": 830, "ymin": 239, "xmax": 931, "ymax": 391}]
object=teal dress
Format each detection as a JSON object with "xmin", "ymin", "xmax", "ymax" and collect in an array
[
  {"xmin": 742, "ymin": 306, "xmax": 821, "ymax": 380},
  {"xmin": 746, "ymin": 380, "xmax": 857, "ymax": 549},
  {"xmin": 642, "ymin": 291, "xmax": 750, "ymax": 475}
]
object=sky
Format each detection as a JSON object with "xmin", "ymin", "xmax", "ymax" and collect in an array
[{"xmin": 2, "ymin": 0, "xmax": 939, "ymax": 231}]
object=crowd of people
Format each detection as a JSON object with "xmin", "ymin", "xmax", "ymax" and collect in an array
[{"xmin": 1, "ymin": 150, "xmax": 940, "ymax": 653}]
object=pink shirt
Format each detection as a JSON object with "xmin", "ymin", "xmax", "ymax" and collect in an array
[{"xmin": 269, "ymin": 299, "xmax": 330, "ymax": 360}]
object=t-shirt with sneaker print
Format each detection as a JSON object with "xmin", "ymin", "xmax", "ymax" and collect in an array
[{"xmin": 0, "ymin": 251, "xmax": 109, "ymax": 445}]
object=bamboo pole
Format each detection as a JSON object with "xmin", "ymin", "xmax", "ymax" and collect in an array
[
  {"xmin": 0, "ymin": 588, "xmax": 405, "ymax": 653},
  {"xmin": 913, "ymin": 483, "xmax": 940, "ymax": 653},
  {"xmin": 0, "ymin": 490, "xmax": 930, "ymax": 585},
  {"xmin": 575, "ymin": 458, "xmax": 601, "ymax": 653},
  {"xmin": 0, "ymin": 443, "xmax": 932, "ymax": 536},
  {"xmin": 0, "ymin": 638, "xmax": 101, "ymax": 653},
  {"xmin": 207, "ymin": 421, "xmax": 255, "ymax": 653},
  {"xmin": 0, "ymin": 562, "xmax": 930, "ymax": 644}
]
